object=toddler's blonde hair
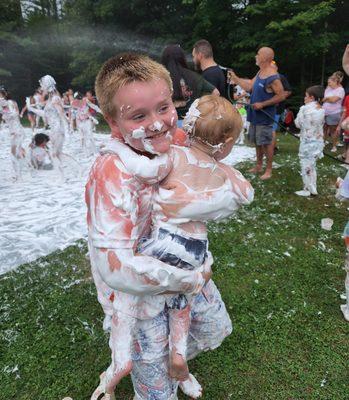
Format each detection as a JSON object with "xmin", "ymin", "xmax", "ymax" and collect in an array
[{"xmin": 192, "ymin": 95, "xmax": 242, "ymax": 145}]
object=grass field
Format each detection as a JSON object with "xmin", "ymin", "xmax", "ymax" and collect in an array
[{"xmin": 1, "ymin": 134, "xmax": 349, "ymax": 400}]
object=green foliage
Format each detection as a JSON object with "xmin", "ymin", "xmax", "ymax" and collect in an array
[{"xmin": 0, "ymin": 0, "xmax": 347, "ymax": 106}]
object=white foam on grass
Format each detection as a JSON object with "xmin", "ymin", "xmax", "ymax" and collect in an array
[{"xmin": 0, "ymin": 129, "xmax": 254, "ymax": 274}]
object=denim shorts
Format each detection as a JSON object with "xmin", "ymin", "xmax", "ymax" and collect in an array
[
  {"xmin": 248, "ymin": 124, "xmax": 273, "ymax": 145},
  {"xmin": 325, "ymin": 113, "xmax": 341, "ymax": 126}
]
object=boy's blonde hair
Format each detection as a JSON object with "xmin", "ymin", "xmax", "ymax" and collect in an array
[
  {"xmin": 193, "ymin": 95, "xmax": 242, "ymax": 145},
  {"xmin": 95, "ymin": 53, "xmax": 173, "ymax": 118}
]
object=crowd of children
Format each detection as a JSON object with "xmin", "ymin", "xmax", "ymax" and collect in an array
[{"xmin": 0, "ymin": 80, "xmax": 101, "ymax": 179}]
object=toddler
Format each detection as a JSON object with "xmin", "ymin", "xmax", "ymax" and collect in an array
[{"xmin": 294, "ymin": 85, "xmax": 325, "ymax": 197}]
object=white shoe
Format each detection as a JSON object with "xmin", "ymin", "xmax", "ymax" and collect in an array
[
  {"xmin": 331, "ymin": 147, "xmax": 337, "ymax": 152},
  {"xmin": 179, "ymin": 374, "xmax": 202, "ymax": 398},
  {"xmin": 295, "ymin": 190, "xmax": 311, "ymax": 197},
  {"xmin": 340, "ymin": 304, "xmax": 349, "ymax": 322},
  {"xmin": 338, "ymin": 143, "xmax": 344, "ymax": 147}
]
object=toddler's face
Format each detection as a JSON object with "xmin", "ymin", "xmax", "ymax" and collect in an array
[
  {"xmin": 108, "ymin": 78, "xmax": 178, "ymax": 155},
  {"xmin": 304, "ymin": 92, "xmax": 313, "ymax": 104}
]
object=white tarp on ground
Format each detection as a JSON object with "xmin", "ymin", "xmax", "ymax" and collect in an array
[{"xmin": 0, "ymin": 128, "xmax": 255, "ymax": 274}]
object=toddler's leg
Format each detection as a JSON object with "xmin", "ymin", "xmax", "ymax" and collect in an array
[
  {"xmin": 168, "ymin": 305, "xmax": 190, "ymax": 381},
  {"xmin": 169, "ymin": 304, "xmax": 203, "ymax": 398},
  {"xmin": 106, "ymin": 311, "xmax": 134, "ymax": 393},
  {"xmin": 309, "ymin": 161, "xmax": 317, "ymax": 195}
]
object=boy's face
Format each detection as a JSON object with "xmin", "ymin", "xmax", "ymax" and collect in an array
[{"xmin": 108, "ymin": 78, "xmax": 177, "ymax": 155}]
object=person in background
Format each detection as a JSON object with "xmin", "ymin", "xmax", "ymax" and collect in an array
[
  {"xmin": 192, "ymin": 39, "xmax": 227, "ymax": 98},
  {"xmin": 20, "ymin": 95, "xmax": 36, "ymax": 134},
  {"xmin": 161, "ymin": 44, "xmax": 219, "ymax": 125},
  {"xmin": 30, "ymin": 133, "xmax": 53, "ymax": 170},
  {"xmin": 228, "ymin": 47, "xmax": 285, "ymax": 180},
  {"xmin": 282, "ymin": 105, "xmax": 295, "ymax": 132},
  {"xmin": 294, "ymin": 85, "xmax": 325, "ymax": 197},
  {"xmin": 323, "ymin": 72, "xmax": 345, "ymax": 152}
]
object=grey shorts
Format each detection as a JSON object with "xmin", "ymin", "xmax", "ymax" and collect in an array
[
  {"xmin": 248, "ymin": 124, "xmax": 273, "ymax": 146},
  {"xmin": 325, "ymin": 113, "xmax": 341, "ymax": 126}
]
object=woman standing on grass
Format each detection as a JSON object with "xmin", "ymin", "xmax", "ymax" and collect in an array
[{"xmin": 323, "ymin": 72, "xmax": 345, "ymax": 152}]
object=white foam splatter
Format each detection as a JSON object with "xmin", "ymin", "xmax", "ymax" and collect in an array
[{"xmin": 0, "ymin": 127, "xmax": 109, "ymax": 274}]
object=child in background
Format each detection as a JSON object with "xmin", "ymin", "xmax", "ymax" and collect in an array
[
  {"xmin": 323, "ymin": 72, "xmax": 345, "ymax": 152},
  {"xmin": 283, "ymin": 105, "xmax": 295, "ymax": 132},
  {"xmin": 30, "ymin": 133, "xmax": 53, "ymax": 170},
  {"xmin": 236, "ymin": 102, "xmax": 248, "ymax": 144},
  {"xmin": 294, "ymin": 85, "xmax": 325, "ymax": 197}
]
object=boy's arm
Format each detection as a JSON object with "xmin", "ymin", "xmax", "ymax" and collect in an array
[{"xmin": 86, "ymin": 154, "xmax": 205, "ymax": 296}]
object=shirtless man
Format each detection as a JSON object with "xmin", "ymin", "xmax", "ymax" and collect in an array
[{"xmin": 228, "ymin": 47, "xmax": 285, "ymax": 180}]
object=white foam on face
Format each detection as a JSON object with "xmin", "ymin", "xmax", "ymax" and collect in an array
[
  {"xmin": 0, "ymin": 127, "xmax": 110, "ymax": 274},
  {"xmin": 131, "ymin": 126, "xmax": 146, "ymax": 139},
  {"xmin": 149, "ymin": 120, "xmax": 163, "ymax": 132}
]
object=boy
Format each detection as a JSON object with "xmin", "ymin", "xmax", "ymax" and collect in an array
[
  {"xmin": 86, "ymin": 53, "xmax": 233, "ymax": 400},
  {"xmin": 294, "ymin": 85, "xmax": 325, "ymax": 197}
]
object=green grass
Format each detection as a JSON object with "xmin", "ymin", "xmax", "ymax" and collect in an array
[{"xmin": 1, "ymin": 134, "xmax": 349, "ymax": 400}]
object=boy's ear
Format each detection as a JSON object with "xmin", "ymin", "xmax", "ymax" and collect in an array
[{"xmin": 105, "ymin": 114, "xmax": 123, "ymax": 139}]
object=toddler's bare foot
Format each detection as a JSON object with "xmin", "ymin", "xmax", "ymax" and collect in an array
[
  {"xmin": 179, "ymin": 373, "xmax": 203, "ymax": 398},
  {"xmin": 169, "ymin": 351, "xmax": 189, "ymax": 381},
  {"xmin": 105, "ymin": 360, "xmax": 133, "ymax": 394}
]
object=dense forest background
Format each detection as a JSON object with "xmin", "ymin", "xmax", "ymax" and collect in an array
[{"xmin": 1, "ymin": 0, "xmax": 348, "ymax": 108}]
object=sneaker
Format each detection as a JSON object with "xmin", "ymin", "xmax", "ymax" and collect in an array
[
  {"xmin": 338, "ymin": 143, "xmax": 344, "ymax": 147},
  {"xmin": 331, "ymin": 147, "xmax": 337, "ymax": 152},
  {"xmin": 295, "ymin": 190, "xmax": 311, "ymax": 197}
]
